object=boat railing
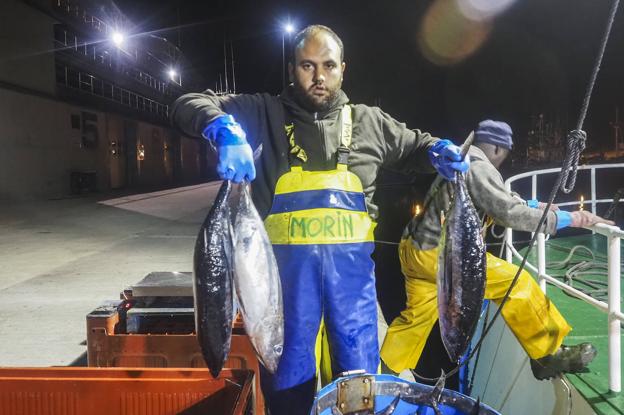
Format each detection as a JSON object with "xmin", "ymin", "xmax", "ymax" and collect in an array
[{"xmin": 503, "ymin": 162, "xmax": 624, "ymax": 393}]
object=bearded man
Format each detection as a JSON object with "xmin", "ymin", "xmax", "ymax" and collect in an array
[{"xmin": 171, "ymin": 24, "xmax": 469, "ymax": 415}]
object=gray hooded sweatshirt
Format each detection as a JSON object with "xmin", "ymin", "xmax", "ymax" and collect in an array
[
  {"xmin": 170, "ymin": 86, "xmax": 439, "ymax": 219},
  {"xmin": 406, "ymin": 146, "xmax": 559, "ymax": 250}
]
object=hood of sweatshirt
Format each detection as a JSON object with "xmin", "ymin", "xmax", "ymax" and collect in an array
[{"xmin": 279, "ymin": 85, "xmax": 349, "ymax": 123}]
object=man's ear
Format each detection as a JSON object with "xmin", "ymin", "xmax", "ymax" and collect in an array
[
  {"xmin": 341, "ymin": 62, "xmax": 346, "ymax": 80},
  {"xmin": 288, "ymin": 62, "xmax": 294, "ymax": 83}
]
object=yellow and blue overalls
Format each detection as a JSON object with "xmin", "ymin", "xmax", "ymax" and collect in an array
[{"xmin": 263, "ymin": 105, "xmax": 379, "ymax": 401}]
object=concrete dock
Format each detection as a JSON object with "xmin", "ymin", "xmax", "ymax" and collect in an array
[{"xmin": 0, "ymin": 182, "xmax": 222, "ymax": 366}]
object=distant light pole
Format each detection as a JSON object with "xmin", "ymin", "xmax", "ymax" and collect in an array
[{"xmin": 282, "ymin": 23, "xmax": 294, "ymax": 89}]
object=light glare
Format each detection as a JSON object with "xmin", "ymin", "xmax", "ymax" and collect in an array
[
  {"xmin": 111, "ymin": 31, "xmax": 125, "ymax": 47},
  {"xmin": 457, "ymin": 0, "xmax": 516, "ymax": 22},
  {"xmin": 285, "ymin": 24, "xmax": 294, "ymax": 34},
  {"xmin": 418, "ymin": 0, "xmax": 492, "ymax": 66}
]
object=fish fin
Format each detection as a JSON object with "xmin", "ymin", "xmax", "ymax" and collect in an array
[
  {"xmin": 459, "ymin": 131, "xmax": 475, "ymax": 159},
  {"xmin": 470, "ymin": 397, "xmax": 481, "ymax": 415},
  {"xmin": 428, "ymin": 370, "xmax": 445, "ymax": 415},
  {"xmin": 374, "ymin": 394, "xmax": 401, "ymax": 415},
  {"xmin": 432, "ymin": 370, "xmax": 446, "ymax": 398},
  {"xmin": 253, "ymin": 143, "xmax": 263, "ymax": 161}
]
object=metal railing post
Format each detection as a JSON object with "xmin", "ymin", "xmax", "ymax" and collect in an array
[
  {"xmin": 504, "ymin": 180, "xmax": 514, "ymax": 263},
  {"xmin": 537, "ymin": 232, "xmax": 547, "ymax": 293},
  {"xmin": 608, "ymin": 232, "xmax": 621, "ymax": 393},
  {"xmin": 591, "ymin": 167, "xmax": 597, "ymax": 215},
  {"xmin": 505, "ymin": 227, "xmax": 513, "ymax": 263}
]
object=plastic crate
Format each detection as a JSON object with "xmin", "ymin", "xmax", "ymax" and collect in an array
[
  {"xmin": 86, "ymin": 302, "xmax": 265, "ymax": 414},
  {"xmin": 0, "ymin": 367, "xmax": 252, "ymax": 415}
]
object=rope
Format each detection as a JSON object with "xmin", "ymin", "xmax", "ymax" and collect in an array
[
  {"xmin": 560, "ymin": 130, "xmax": 587, "ymax": 194},
  {"xmin": 410, "ymin": 0, "xmax": 621, "ymax": 383},
  {"xmin": 545, "ymin": 243, "xmax": 624, "ymax": 302},
  {"xmin": 375, "ymin": 240, "xmax": 400, "ymax": 246},
  {"xmin": 490, "ymin": 223, "xmax": 507, "ymax": 240},
  {"xmin": 546, "ymin": 245, "xmax": 596, "ymax": 269},
  {"xmin": 374, "ymin": 238, "xmax": 537, "ymax": 248},
  {"xmin": 561, "ymin": 0, "xmax": 620, "ymax": 193},
  {"xmin": 575, "ymin": 0, "xmax": 621, "ymax": 131}
]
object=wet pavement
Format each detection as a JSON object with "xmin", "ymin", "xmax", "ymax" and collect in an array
[{"xmin": 0, "ymin": 182, "xmax": 221, "ymax": 366}]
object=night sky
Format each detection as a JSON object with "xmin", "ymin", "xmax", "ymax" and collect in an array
[{"xmin": 115, "ymin": 0, "xmax": 624, "ymax": 150}]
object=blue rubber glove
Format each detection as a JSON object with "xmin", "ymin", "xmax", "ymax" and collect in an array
[
  {"xmin": 527, "ymin": 199, "xmax": 540, "ymax": 209},
  {"xmin": 428, "ymin": 139, "xmax": 470, "ymax": 180},
  {"xmin": 555, "ymin": 210, "xmax": 572, "ymax": 230},
  {"xmin": 202, "ymin": 115, "xmax": 256, "ymax": 183}
]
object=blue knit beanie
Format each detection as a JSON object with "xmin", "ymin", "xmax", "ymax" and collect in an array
[{"xmin": 474, "ymin": 120, "xmax": 513, "ymax": 150}]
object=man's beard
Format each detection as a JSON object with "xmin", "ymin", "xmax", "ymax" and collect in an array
[{"xmin": 292, "ymin": 81, "xmax": 340, "ymax": 113}]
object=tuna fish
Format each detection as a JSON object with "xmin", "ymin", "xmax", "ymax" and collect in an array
[
  {"xmin": 233, "ymin": 182, "xmax": 284, "ymax": 373},
  {"xmin": 193, "ymin": 180, "xmax": 234, "ymax": 377},
  {"xmin": 437, "ymin": 139, "xmax": 487, "ymax": 363}
]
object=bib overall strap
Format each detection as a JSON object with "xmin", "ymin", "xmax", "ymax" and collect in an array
[{"xmin": 337, "ymin": 105, "xmax": 352, "ymax": 168}]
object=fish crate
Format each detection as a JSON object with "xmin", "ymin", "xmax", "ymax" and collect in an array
[
  {"xmin": 0, "ymin": 367, "xmax": 252, "ymax": 415},
  {"xmin": 86, "ymin": 301, "xmax": 264, "ymax": 414}
]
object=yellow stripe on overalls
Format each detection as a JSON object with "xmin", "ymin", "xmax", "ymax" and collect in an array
[
  {"xmin": 265, "ymin": 206, "xmax": 375, "ymax": 244},
  {"xmin": 266, "ymin": 105, "xmax": 375, "ymax": 245},
  {"xmin": 272, "ymin": 165, "xmax": 363, "ymax": 194}
]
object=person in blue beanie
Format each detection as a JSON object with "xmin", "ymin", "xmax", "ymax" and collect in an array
[{"xmin": 381, "ymin": 120, "xmax": 614, "ymax": 381}]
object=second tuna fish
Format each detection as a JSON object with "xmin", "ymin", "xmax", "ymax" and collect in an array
[
  {"xmin": 437, "ymin": 170, "xmax": 487, "ymax": 363},
  {"xmin": 233, "ymin": 183, "xmax": 284, "ymax": 373}
]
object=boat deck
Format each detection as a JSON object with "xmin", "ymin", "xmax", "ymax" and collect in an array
[{"xmin": 522, "ymin": 233, "xmax": 623, "ymax": 415}]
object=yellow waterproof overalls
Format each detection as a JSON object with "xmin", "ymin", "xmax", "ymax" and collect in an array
[
  {"xmin": 264, "ymin": 106, "xmax": 379, "ymax": 395},
  {"xmin": 380, "ymin": 230, "xmax": 572, "ymax": 374}
]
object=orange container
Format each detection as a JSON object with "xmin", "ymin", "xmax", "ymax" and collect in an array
[
  {"xmin": 0, "ymin": 367, "xmax": 252, "ymax": 415},
  {"xmin": 86, "ymin": 304, "xmax": 265, "ymax": 414}
]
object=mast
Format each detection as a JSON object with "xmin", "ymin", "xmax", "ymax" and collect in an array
[
  {"xmin": 223, "ymin": 34, "xmax": 229, "ymax": 93},
  {"xmin": 230, "ymin": 40, "xmax": 236, "ymax": 94}
]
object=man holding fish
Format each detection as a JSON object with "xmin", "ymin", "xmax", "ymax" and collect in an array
[
  {"xmin": 381, "ymin": 120, "xmax": 614, "ymax": 381},
  {"xmin": 172, "ymin": 24, "xmax": 469, "ymax": 415}
]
